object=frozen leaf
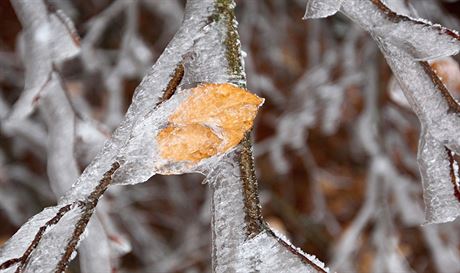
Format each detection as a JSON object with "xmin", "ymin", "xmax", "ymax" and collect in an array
[
  {"xmin": 157, "ymin": 124, "xmax": 222, "ymax": 163},
  {"xmin": 303, "ymin": 0, "xmax": 344, "ymax": 19},
  {"xmin": 62, "ymin": 0, "xmax": 219, "ymax": 197},
  {"xmin": 157, "ymin": 83, "xmax": 264, "ymax": 163},
  {"xmin": 114, "ymin": 83, "xmax": 263, "ymax": 184},
  {"xmin": 1, "ymin": 1, "xmax": 221, "ymax": 271}
]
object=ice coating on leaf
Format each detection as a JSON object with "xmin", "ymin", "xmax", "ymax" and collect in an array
[
  {"xmin": 158, "ymin": 83, "xmax": 264, "ymax": 162},
  {"xmin": 341, "ymin": 0, "xmax": 460, "ymax": 61},
  {"xmin": 1, "ymin": 1, "xmax": 220, "ymax": 271},
  {"xmin": 103, "ymin": 0, "xmax": 253, "ymax": 186},
  {"xmin": 159, "ymin": 124, "xmax": 223, "ymax": 162},
  {"xmin": 113, "ymin": 83, "xmax": 263, "ymax": 184},
  {"xmin": 418, "ymin": 132, "xmax": 460, "ymax": 224},
  {"xmin": 303, "ymin": 0, "xmax": 344, "ymax": 19},
  {"xmin": 62, "ymin": 0, "xmax": 218, "ymax": 201}
]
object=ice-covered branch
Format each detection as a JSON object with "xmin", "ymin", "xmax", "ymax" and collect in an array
[
  {"xmin": 1, "ymin": 0, "xmax": 221, "ymax": 271},
  {"xmin": 205, "ymin": 1, "xmax": 329, "ymax": 272},
  {"xmin": 39, "ymin": 71, "xmax": 115, "ymax": 273},
  {"xmin": 304, "ymin": 0, "xmax": 460, "ymax": 224},
  {"xmin": 4, "ymin": 0, "xmax": 79, "ymax": 124},
  {"xmin": 0, "ymin": 0, "xmax": 336, "ymax": 272}
]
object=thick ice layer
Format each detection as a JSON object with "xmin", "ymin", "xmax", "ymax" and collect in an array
[
  {"xmin": 208, "ymin": 152, "xmax": 328, "ymax": 273},
  {"xmin": 418, "ymin": 132, "xmax": 460, "ymax": 223},
  {"xmin": 337, "ymin": 0, "xmax": 460, "ymax": 223},
  {"xmin": 62, "ymin": 0, "xmax": 218, "ymax": 201},
  {"xmin": 113, "ymin": 83, "xmax": 263, "ymax": 185},
  {"xmin": 208, "ymin": 153, "xmax": 248, "ymax": 272},
  {"xmin": 0, "ymin": 204, "xmax": 81, "ymax": 272},
  {"xmin": 1, "ymin": 1, "xmax": 219, "ymax": 271},
  {"xmin": 303, "ymin": 0, "xmax": 344, "ymax": 19},
  {"xmin": 0, "ymin": 207, "xmax": 64, "ymax": 264},
  {"xmin": 235, "ymin": 231, "xmax": 328, "ymax": 273},
  {"xmin": 21, "ymin": 206, "xmax": 83, "ymax": 273},
  {"xmin": 341, "ymin": 0, "xmax": 460, "ymax": 61}
]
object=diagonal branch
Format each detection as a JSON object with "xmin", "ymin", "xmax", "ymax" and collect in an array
[{"xmin": 305, "ymin": 0, "xmax": 460, "ymax": 224}]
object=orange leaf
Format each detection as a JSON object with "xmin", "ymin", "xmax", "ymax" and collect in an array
[{"xmin": 157, "ymin": 83, "xmax": 264, "ymax": 163}]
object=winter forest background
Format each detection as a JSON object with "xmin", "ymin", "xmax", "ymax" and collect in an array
[{"xmin": 1, "ymin": 0, "xmax": 460, "ymax": 272}]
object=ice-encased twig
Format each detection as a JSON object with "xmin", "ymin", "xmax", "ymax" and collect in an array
[
  {"xmin": 0, "ymin": 0, "xmax": 118, "ymax": 272},
  {"xmin": 206, "ymin": 1, "xmax": 329, "ymax": 272},
  {"xmin": 305, "ymin": 0, "xmax": 460, "ymax": 223},
  {"xmin": 348, "ymin": 0, "xmax": 460, "ymax": 224},
  {"xmin": 0, "ymin": 0, "xmax": 217, "ymax": 271},
  {"xmin": 39, "ymin": 71, "xmax": 115, "ymax": 273},
  {"xmin": 4, "ymin": 0, "xmax": 79, "ymax": 123},
  {"xmin": 1, "ymin": 0, "xmax": 334, "ymax": 272},
  {"xmin": 208, "ymin": 151, "xmax": 329, "ymax": 273}
]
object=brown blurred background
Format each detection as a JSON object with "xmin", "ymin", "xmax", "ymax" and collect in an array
[{"xmin": 2, "ymin": 1, "xmax": 460, "ymax": 272}]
